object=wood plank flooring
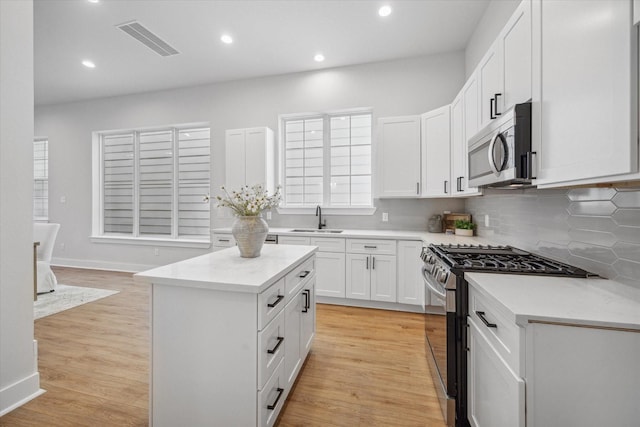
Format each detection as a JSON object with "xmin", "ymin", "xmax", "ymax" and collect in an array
[{"xmin": 0, "ymin": 267, "xmax": 445, "ymax": 427}]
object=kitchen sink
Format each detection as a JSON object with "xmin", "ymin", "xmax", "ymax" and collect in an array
[{"xmin": 290, "ymin": 229, "xmax": 343, "ymax": 233}]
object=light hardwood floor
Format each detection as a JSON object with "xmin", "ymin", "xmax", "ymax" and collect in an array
[{"xmin": 0, "ymin": 267, "xmax": 445, "ymax": 427}]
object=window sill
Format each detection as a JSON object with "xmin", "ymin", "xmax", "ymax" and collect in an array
[
  {"xmin": 276, "ymin": 206, "xmax": 377, "ymax": 216},
  {"xmin": 90, "ymin": 235, "xmax": 211, "ymax": 249}
]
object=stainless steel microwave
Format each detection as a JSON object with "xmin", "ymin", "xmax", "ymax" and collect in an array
[{"xmin": 467, "ymin": 102, "xmax": 534, "ymax": 188}]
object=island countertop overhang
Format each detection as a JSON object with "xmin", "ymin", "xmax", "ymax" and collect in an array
[{"xmin": 134, "ymin": 244, "xmax": 318, "ymax": 294}]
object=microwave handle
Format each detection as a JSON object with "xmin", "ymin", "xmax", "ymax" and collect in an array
[{"xmin": 488, "ymin": 133, "xmax": 501, "ymax": 175}]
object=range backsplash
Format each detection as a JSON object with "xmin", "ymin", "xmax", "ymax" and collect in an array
[{"xmin": 465, "ymin": 187, "xmax": 640, "ymax": 290}]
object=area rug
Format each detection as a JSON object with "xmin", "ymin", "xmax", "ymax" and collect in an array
[{"xmin": 34, "ymin": 284, "xmax": 119, "ymax": 320}]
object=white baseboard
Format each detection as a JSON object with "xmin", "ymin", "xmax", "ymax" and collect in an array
[
  {"xmin": 0, "ymin": 372, "xmax": 45, "ymax": 417},
  {"xmin": 316, "ymin": 296, "xmax": 426, "ymax": 313},
  {"xmin": 51, "ymin": 257, "xmax": 156, "ymax": 273}
]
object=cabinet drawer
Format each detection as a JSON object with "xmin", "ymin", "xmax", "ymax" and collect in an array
[
  {"xmin": 258, "ymin": 278, "xmax": 286, "ymax": 330},
  {"xmin": 258, "ymin": 358, "xmax": 286, "ymax": 427},
  {"xmin": 285, "ymin": 256, "xmax": 315, "ymax": 302},
  {"xmin": 346, "ymin": 238, "xmax": 396, "ymax": 255},
  {"xmin": 278, "ymin": 236, "xmax": 310, "ymax": 245},
  {"xmin": 468, "ymin": 285, "xmax": 522, "ymax": 375},
  {"xmin": 213, "ymin": 233, "xmax": 236, "ymax": 247},
  {"xmin": 258, "ymin": 309, "xmax": 285, "ymax": 390},
  {"xmin": 309, "ymin": 237, "xmax": 345, "ymax": 252}
]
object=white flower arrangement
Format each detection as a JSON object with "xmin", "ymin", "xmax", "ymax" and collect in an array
[{"xmin": 216, "ymin": 184, "xmax": 282, "ymax": 216}]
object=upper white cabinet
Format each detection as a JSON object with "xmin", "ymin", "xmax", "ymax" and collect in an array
[
  {"xmin": 532, "ymin": 0, "xmax": 638, "ymax": 186},
  {"xmin": 477, "ymin": 0, "xmax": 532, "ymax": 130},
  {"xmin": 421, "ymin": 106, "xmax": 451, "ymax": 197},
  {"xmin": 451, "ymin": 84, "xmax": 481, "ymax": 197},
  {"xmin": 376, "ymin": 116, "xmax": 421, "ymax": 198},
  {"xmin": 225, "ymin": 127, "xmax": 274, "ymax": 192}
]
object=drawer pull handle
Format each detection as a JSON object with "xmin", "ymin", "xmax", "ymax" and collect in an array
[
  {"xmin": 267, "ymin": 387, "xmax": 285, "ymax": 410},
  {"xmin": 267, "ymin": 294, "xmax": 284, "ymax": 308},
  {"xmin": 298, "ymin": 270, "xmax": 310, "ymax": 278},
  {"xmin": 476, "ymin": 311, "xmax": 497, "ymax": 328},
  {"xmin": 302, "ymin": 289, "xmax": 311, "ymax": 313},
  {"xmin": 364, "ymin": 245, "xmax": 377, "ymax": 249},
  {"xmin": 218, "ymin": 239, "xmax": 230, "ymax": 242},
  {"xmin": 267, "ymin": 336, "xmax": 284, "ymax": 354}
]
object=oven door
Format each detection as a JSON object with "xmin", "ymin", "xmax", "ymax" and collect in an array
[{"xmin": 423, "ymin": 267, "xmax": 457, "ymax": 426}]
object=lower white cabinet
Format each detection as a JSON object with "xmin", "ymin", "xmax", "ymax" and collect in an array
[
  {"xmin": 467, "ymin": 316, "xmax": 525, "ymax": 427},
  {"xmin": 314, "ymin": 251, "xmax": 346, "ymax": 298},
  {"xmin": 284, "ymin": 278, "xmax": 316, "ymax": 394},
  {"xmin": 345, "ymin": 253, "xmax": 396, "ymax": 302},
  {"xmin": 396, "ymin": 240, "xmax": 424, "ymax": 307}
]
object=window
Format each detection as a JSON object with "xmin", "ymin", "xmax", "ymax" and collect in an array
[
  {"xmin": 281, "ymin": 111, "xmax": 373, "ymax": 210},
  {"xmin": 93, "ymin": 125, "xmax": 210, "ymax": 246},
  {"xmin": 33, "ymin": 138, "xmax": 48, "ymax": 221}
]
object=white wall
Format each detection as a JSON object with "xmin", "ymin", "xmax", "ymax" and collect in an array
[
  {"xmin": 35, "ymin": 52, "xmax": 466, "ymax": 271},
  {"xmin": 464, "ymin": 0, "xmax": 520, "ymax": 78},
  {"xmin": 0, "ymin": 0, "xmax": 42, "ymax": 415}
]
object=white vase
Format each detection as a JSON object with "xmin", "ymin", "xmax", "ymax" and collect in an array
[
  {"xmin": 231, "ymin": 215, "xmax": 269, "ymax": 258},
  {"xmin": 455, "ymin": 228, "xmax": 474, "ymax": 237}
]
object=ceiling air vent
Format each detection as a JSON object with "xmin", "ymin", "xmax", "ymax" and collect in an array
[{"xmin": 117, "ymin": 20, "xmax": 179, "ymax": 57}]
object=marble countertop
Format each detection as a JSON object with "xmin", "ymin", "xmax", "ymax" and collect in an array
[
  {"xmin": 134, "ymin": 244, "xmax": 317, "ymax": 294},
  {"xmin": 212, "ymin": 226, "xmax": 500, "ymax": 246},
  {"xmin": 465, "ymin": 272, "xmax": 640, "ymax": 330}
]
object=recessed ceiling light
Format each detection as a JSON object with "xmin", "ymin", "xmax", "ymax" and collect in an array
[
  {"xmin": 378, "ymin": 5, "xmax": 392, "ymax": 17},
  {"xmin": 82, "ymin": 60, "xmax": 96, "ymax": 68},
  {"xmin": 220, "ymin": 34, "xmax": 233, "ymax": 44},
  {"xmin": 87, "ymin": 0, "xmax": 100, "ymax": 3},
  {"xmin": 314, "ymin": 53, "xmax": 325, "ymax": 62}
]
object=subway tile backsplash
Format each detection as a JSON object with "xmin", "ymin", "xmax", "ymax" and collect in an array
[{"xmin": 465, "ymin": 187, "xmax": 640, "ymax": 289}]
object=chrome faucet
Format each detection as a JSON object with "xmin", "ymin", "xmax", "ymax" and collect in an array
[{"xmin": 315, "ymin": 205, "xmax": 326, "ymax": 229}]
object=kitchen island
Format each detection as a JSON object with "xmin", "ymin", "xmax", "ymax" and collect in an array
[{"xmin": 134, "ymin": 244, "xmax": 318, "ymax": 427}]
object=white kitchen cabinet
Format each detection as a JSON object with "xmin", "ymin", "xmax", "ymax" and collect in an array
[
  {"xmin": 278, "ymin": 236, "xmax": 310, "ymax": 245},
  {"xmin": 532, "ymin": 0, "xmax": 638, "ymax": 186},
  {"xmin": 463, "ymin": 74, "xmax": 480, "ymax": 141},
  {"xmin": 450, "ymin": 84, "xmax": 482, "ymax": 197},
  {"xmin": 300, "ymin": 281, "xmax": 315, "ymax": 356},
  {"xmin": 346, "ymin": 253, "xmax": 371, "ymax": 300},
  {"xmin": 346, "ymin": 239, "xmax": 397, "ymax": 303},
  {"xmin": 467, "ymin": 316, "xmax": 525, "ymax": 427},
  {"xmin": 376, "ymin": 116, "xmax": 421, "ymax": 198},
  {"xmin": 420, "ymin": 106, "xmax": 451, "ymax": 197},
  {"xmin": 314, "ymin": 251, "xmax": 346, "ymax": 298},
  {"xmin": 225, "ymin": 127, "xmax": 274, "ymax": 192},
  {"xmin": 369, "ymin": 255, "xmax": 396, "ymax": 302},
  {"xmin": 396, "ymin": 240, "xmax": 424, "ymax": 307},
  {"xmin": 478, "ymin": 0, "xmax": 532, "ymax": 130},
  {"xmin": 212, "ymin": 232, "xmax": 236, "ymax": 251}
]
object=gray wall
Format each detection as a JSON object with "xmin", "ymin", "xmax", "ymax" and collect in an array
[
  {"xmin": 466, "ymin": 187, "xmax": 640, "ymax": 290},
  {"xmin": 36, "ymin": 52, "xmax": 466, "ymax": 271},
  {"xmin": 0, "ymin": 0, "xmax": 41, "ymax": 414},
  {"xmin": 464, "ymin": 0, "xmax": 520, "ymax": 78}
]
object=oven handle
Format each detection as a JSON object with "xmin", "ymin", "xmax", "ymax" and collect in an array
[{"xmin": 421, "ymin": 266, "xmax": 446, "ymax": 300}]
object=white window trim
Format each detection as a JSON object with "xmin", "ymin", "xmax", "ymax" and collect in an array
[
  {"xmin": 91, "ymin": 122, "xmax": 211, "ymax": 246},
  {"xmin": 278, "ymin": 108, "xmax": 374, "ymax": 214}
]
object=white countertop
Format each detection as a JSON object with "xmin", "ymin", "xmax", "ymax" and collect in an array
[
  {"xmin": 466, "ymin": 272, "xmax": 640, "ymax": 330},
  {"xmin": 213, "ymin": 226, "xmax": 499, "ymax": 246},
  {"xmin": 134, "ymin": 244, "xmax": 317, "ymax": 293}
]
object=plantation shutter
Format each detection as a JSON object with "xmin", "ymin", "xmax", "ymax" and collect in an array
[
  {"xmin": 138, "ymin": 130, "xmax": 173, "ymax": 236},
  {"xmin": 33, "ymin": 138, "xmax": 49, "ymax": 220},
  {"xmin": 330, "ymin": 114, "xmax": 372, "ymax": 206},
  {"xmin": 103, "ymin": 133, "xmax": 134, "ymax": 234},
  {"xmin": 284, "ymin": 117, "xmax": 323, "ymax": 206},
  {"xmin": 178, "ymin": 128, "xmax": 210, "ymax": 237}
]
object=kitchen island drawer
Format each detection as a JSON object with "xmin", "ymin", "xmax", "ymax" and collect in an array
[
  {"xmin": 258, "ymin": 358, "xmax": 286, "ymax": 427},
  {"xmin": 258, "ymin": 278, "xmax": 286, "ymax": 330},
  {"xmin": 346, "ymin": 239, "xmax": 396, "ymax": 255},
  {"xmin": 469, "ymin": 284, "xmax": 523, "ymax": 375},
  {"xmin": 284, "ymin": 256, "xmax": 315, "ymax": 302},
  {"xmin": 258, "ymin": 309, "xmax": 285, "ymax": 390}
]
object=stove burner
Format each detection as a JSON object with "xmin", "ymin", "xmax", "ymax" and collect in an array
[{"xmin": 426, "ymin": 244, "xmax": 595, "ymax": 278}]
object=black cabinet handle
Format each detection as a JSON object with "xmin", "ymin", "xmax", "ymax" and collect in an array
[
  {"xmin": 372, "ymin": 256, "xmax": 375, "ymax": 270},
  {"xmin": 416, "ymin": 182, "xmax": 420, "ymax": 194},
  {"xmin": 490, "ymin": 97, "xmax": 496, "ymax": 120},
  {"xmin": 267, "ymin": 294, "xmax": 284, "ymax": 308},
  {"xmin": 298, "ymin": 270, "xmax": 310, "ymax": 278},
  {"xmin": 364, "ymin": 245, "xmax": 377, "ymax": 249},
  {"xmin": 267, "ymin": 336, "xmax": 284, "ymax": 354},
  {"xmin": 366, "ymin": 256, "xmax": 369, "ymax": 270},
  {"xmin": 456, "ymin": 177, "xmax": 461, "ymax": 192},
  {"xmin": 302, "ymin": 289, "xmax": 311, "ymax": 313},
  {"xmin": 444, "ymin": 180, "xmax": 449, "ymax": 194},
  {"xmin": 476, "ymin": 311, "xmax": 497, "ymax": 328},
  {"xmin": 267, "ymin": 387, "xmax": 284, "ymax": 410},
  {"xmin": 494, "ymin": 93, "xmax": 502, "ymax": 116},
  {"xmin": 218, "ymin": 239, "xmax": 230, "ymax": 242}
]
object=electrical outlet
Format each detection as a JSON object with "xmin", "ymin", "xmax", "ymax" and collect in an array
[
  {"xmin": 485, "ymin": 214, "xmax": 490, "ymax": 227},
  {"xmin": 154, "ymin": 248, "xmax": 159, "ymax": 256},
  {"xmin": 266, "ymin": 211, "xmax": 272, "ymax": 220},
  {"xmin": 382, "ymin": 212, "xmax": 389, "ymax": 222}
]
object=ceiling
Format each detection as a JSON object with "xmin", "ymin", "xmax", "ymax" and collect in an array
[{"xmin": 34, "ymin": 0, "xmax": 490, "ymax": 106}]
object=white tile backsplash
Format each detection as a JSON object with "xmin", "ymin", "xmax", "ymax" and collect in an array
[{"xmin": 465, "ymin": 187, "xmax": 640, "ymax": 289}]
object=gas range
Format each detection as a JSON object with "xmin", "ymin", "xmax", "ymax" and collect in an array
[{"xmin": 424, "ymin": 244, "xmax": 596, "ymax": 278}]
